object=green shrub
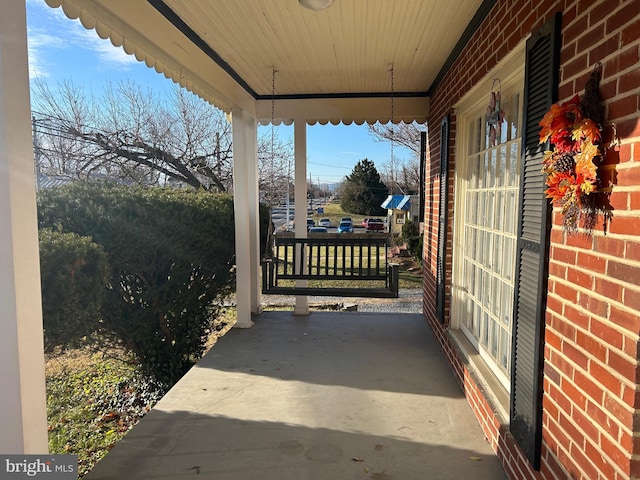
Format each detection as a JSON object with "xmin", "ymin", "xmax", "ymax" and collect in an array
[
  {"xmin": 39, "ymin": 229, "xmax": 108, "ymax": 353},
  {"xmin": 407, "ymin": 233, "xmax": 424, "ymax": 265},
  {"xmin": 401, "ymin": 220, "xmax": 419, "ymax": 241},
  {"xmin": 38, "ymin": 182, "xmax": 237, "ymax": 386},
  {"xmin": 400, "ymin": 221, "xmax": 422, "ymax": 265}
]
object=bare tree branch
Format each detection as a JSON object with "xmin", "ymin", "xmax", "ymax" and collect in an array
[
  {"xmin": 31, "ymin": 80, "xmax": 240, "ymax": 191},
  {"xmin": 368, "ymin": 122, "xmax": 426, "ymax": 194},
  {"xmin": 367, "ymin": 122, "xmax": 425, "ymax": 154}
]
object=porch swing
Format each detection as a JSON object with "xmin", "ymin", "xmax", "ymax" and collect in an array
[{"xmin": 261, "ymin": 66, "xmax": 399, "ymax": 299}]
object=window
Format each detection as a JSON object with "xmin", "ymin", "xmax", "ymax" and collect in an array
[{"xmin": 452, "ymin": 54, "xmax": 524, "ymax": 390}]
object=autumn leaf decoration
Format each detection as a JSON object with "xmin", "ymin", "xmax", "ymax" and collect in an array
[{"xmin": 539, "ymin": 64, "xmax": 606, "ymax": 234}]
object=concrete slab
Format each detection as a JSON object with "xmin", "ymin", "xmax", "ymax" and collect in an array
[{"xmin": 86, "ymin": 311, "xmax": 506, "ymax": 479}]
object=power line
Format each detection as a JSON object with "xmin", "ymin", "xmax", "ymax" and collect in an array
[{"xmin": 307, "ymin": 160, "xmax": 354, "ymax": 170}]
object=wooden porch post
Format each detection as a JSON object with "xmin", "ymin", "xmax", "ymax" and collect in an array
[
  {"xmin": 231, "ymin": 108, "xmax": 259, "ymax": 328},
  {"xmin": 0, "ymin": 0, "xmax": 49, "ymax": 453},
  {"xmin": 293, "ymin": 119, "xmax": 309, "ymax": 315}
]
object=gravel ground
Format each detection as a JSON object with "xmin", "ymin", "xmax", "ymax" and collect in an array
[{"xmin": 260, "ymin": 288, "xmax": 423, "ymax": 314}]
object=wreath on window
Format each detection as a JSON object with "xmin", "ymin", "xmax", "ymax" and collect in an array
[
  {"xmin": 539, "ymin": 64, "xmax": 610, "ymax": 235},
  {"xmin": 487, "ymin": 78, "xmax": 505, "ymax": 147}
]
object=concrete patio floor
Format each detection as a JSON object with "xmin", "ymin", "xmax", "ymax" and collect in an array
[{"xmin": 86, "ymin": 311, "xmax": 506, "ymax": 479}]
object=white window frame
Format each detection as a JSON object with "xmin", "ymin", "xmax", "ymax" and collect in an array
[{"xmin": 450, "ymin": 46, "xmax": 526, "ymax": 391}]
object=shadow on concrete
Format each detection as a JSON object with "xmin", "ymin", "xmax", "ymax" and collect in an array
[
  {"xmin": 86, "ymin": 310, "xmax": 507, "ymax": 479},
  {"xmin": 86, "ymin": 408, "xmax": 506, "ymax": 480},
  {"xmin": 199, "ymin": 311, "xmax": 459, "ymax": 397}
]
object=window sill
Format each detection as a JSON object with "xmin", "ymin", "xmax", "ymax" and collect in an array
[{"xmin": 447, "ymin": 328, "xmax": 510, "ymax": 424}]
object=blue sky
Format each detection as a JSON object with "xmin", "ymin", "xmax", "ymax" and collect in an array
[{"xmin": 25, "ymin": 0, "xmax": 414, "ymax": 186}]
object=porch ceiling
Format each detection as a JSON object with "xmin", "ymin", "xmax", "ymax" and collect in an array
[{"xmin": 44, "ymin": 0, "xmax": 490, "ymax": 124}]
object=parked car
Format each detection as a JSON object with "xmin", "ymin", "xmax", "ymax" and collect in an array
[
  {"xmin": 364, "ymin": 218, "xmax": 385, "ymax": 232},
  {"xmin": 308, "ymin": 226, "xmax": 328, "ymax": 233},
  {"xmin": 318, "ymin": 218, "xmax": 331, "ymax": 227},
  {"xmin": 340, "ymin": 217, "xmax": 353, "ymax": 225},
  {"xmin": 337, "ymin": 221, "xmax": 354, "ymax": 233},
  {"xmin": 306, "ymin": 218, "xmax": 315, "ymax": 230}
]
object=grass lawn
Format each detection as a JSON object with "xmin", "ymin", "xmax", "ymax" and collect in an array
[
  {"xmin": 309, "ymin": 201, "xmax": 377, "ymax": 227},
  {"xmin": 46, "ymin": 348, "xmax": 163, "ymax": 477},
  {"xmin": 45, "ymin": 315, "xmax": 234, "ymax": 478}
]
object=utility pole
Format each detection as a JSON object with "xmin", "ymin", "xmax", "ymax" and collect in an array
[{"xmin": 32, "ymin": 115, "xmax": 42, "ymax": 191}]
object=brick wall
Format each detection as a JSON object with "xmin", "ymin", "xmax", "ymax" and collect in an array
[{"xmin": 423, "ymin": 1, "xmax": 640, "ymax": 479}]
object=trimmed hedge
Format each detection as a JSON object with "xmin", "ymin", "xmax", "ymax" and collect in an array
[
  {"xmin": 38, "ymin": 182, "xmax": 237, "ymax": 386},
  {"xmin": 39, "ymin": 229, "xmax": 108, "ymax": 353}
]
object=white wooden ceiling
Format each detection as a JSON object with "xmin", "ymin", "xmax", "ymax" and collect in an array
[{"xmin": 44, "ymin": 0, "xmax": 491, "ymax": 124}]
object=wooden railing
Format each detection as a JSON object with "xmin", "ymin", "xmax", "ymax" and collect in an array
[{"xmin": 262, "ymin": 233, "xmax": 399, "ymax": 298}]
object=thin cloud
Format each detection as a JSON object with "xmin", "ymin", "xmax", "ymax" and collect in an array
[
  {"xmin": 26, "ymin": 2, "xmax": 66, "ymax": 78},
  {"xmin": 27, "ymin": 31, "xmax": 61, "ymax": 78},
  {"xmin": 71, "ymin": 27, "xmax": 137, "ymax": 69},
  {"xmin": 26, "ymin": 0, "xmax": 137, "ymax": 80}
]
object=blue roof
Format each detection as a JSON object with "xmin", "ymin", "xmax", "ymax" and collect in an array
[{"xmin": 381, "ymin": 195, "xmax": 410, "ymax": 210}]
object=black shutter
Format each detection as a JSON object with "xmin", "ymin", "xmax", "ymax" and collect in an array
[
  {"xmin": 435, "ymin": 116, "xmax": 450, "ymax": 323},
  {"xmin": 510, "ymin": 13, "xmax": 560, "ymax": 470},
  {"xmin": 419, "ymin": 131, "xmax": 426, "ymax": 223}
]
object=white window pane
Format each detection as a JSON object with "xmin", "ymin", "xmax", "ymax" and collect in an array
[
  {"xmin": 497, "ymin": 146, "xmax": 506, "ymax": 187},
  {"xmin": 481, "ymin": 311, "xmax": 489, "ymax": 345},
  {"xmin": 483, "ymin": 233, "xmax": 493, "ymax": 268},
  {"xmin": 476, "ymin": 228, "xmax": 485, "ymax": 259},
  {"xmin": 500, "ymin": 96, "xmax": 509, "ymax": 144},
  {"xmin": 469, "ymin": 155, "xmax": 478, "ymax": 188},
  {"xmin": 466, "ymin": 261, "xmax": 475, "ymax": 297},
  {"xmin": 474, "ymin": 264, "xmax": 482, "ymax": 300},
  {"xmin": 509, "ymin": 93, "xmax": 520, "ymax": 140},
  {"xmin": 499, "ymin": 327, "xmax": 510, "ymax": 369},
  {"xmin": 504, "ymin": 191, "xmax": 517, "ymax": 234},
  {"xmin": 508, "ymin": 142, "xmax": 519, "ymax": 186},
  {"xmin": 478, "ymin": 192, "xmax": 486, "ymax": 226},
  {"xmin": 503, "ymin": 238, "xmax": 514, "ymax": 281},
  {"xmin": 490, "ymin": 319, "xmax": 498, "ymax": 358},
  {"xmin": 465, "ymin": 226, "xmax": 474, "ymax": 258},
  {"xmin": 474, "ymin": 303, "xmax": 482, "ymax": 338},
  {"xmin": 499, "ymin": 145, "xmax": 507, "ymax": 186},
  {"xmin": 487, "ymin": 192, "xmax": 495, "ymax": 229},
  {"xmin": 495, "ymin": 191, "xmax": 504, "ymax": 231},
  {"xmin": 491, "ymin": 274, "xmax": 500, "ymax": 312},
  {"xmin": 488, "ymin": 150, "xmax": 496, "ymax": 188},
  {"xmin": 482, "ymin": 270, "xmax": 490, "ymax": 308},
  {"xmin": 502, "ymin": 283, "xmax": 513, "ymax": 327},
  {"xmin": 464, "ymin": 295, "xmax": 473, "ymax": 330},
  {"xmin": 493, "ymin": 235, "xmax": 503, "ymax": 276},
  {"xmin": 473, "ymin": 117, "xmax": 482, "ymax": 154}
]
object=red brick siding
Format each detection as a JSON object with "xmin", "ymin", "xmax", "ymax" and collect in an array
[{"xmin": 423, "ymin": 0, "xmax": 640, "ymax": 479}]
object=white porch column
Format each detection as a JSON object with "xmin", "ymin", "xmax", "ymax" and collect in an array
[
  {"xmin": 231, "ymin": 108, "xmax": 260, "ymax": 328},
  {"xmin": 0, "ymin": 1, "xmax": 49, "ymax": 453},
  {"xmin": 293, "ymin": 119, "xmax": 309, "ymax": 315}
]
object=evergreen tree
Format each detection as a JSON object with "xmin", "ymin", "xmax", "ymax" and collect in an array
[{"xmin": 340, "ymin": 159, "xmax": 388, "ymax": 215}]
